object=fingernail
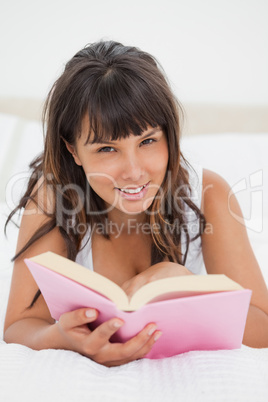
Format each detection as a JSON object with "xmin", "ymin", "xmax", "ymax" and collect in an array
[
  {"xmin": 147, "ymin": 325, "xmax": 157, "ymax": 336},
  {"xmin": 85, "ymin": 309, "xmax": 96, "ymax": 318},
  {"xmin": 113, "ymin": 320, "xmax": 124, "ymax": 328},
  {"xmin": 154, "ymin": 331, "xmax": 162, "ymax": 341}
]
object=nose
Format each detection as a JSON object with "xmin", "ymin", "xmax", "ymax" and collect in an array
[{"xmin": 120, "ymin": 152, "xmax": 144, "ymax": 182}]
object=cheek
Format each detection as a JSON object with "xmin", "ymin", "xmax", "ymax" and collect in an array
[
  {"xmin": 150, "ymin": 146, "xmax": 169, "ymax": 176},
  {"xmin": 87, "ymin": 175, "xmax": 117, "ymax": 190},
  {"xmin": 85, "ymin": 165, "xmax": 123, "ymax": 194},
  {"xmin": 79, "ymin": 158, "xmax": 119, "ymax": 188}
]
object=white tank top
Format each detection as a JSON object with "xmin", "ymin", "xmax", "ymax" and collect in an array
[{"xmin": 75, "ymin": 161, "xmax": 206, "ymax": 275}]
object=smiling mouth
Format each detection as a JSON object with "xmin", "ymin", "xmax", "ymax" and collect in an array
[{"xmin": 117, "ymin": 183, "xmax": 148, "ymax": 194}]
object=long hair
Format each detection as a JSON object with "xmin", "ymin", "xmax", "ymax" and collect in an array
[{"xmin": 5, "ymin": 40, "xmax": 206, "ymax": 306}]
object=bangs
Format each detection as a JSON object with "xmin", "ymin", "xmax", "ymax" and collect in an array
[{"xmin": 81, "ymin": 68, "xmax": 167, "ymax": 144}]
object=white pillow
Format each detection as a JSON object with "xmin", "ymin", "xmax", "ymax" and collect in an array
[
  {"xmin": 0, "ymin": 113, "xmax": 43, "ymax": 270},
  {"xmin": 0, "ymin": 113, "xmax": 43, "ymax": 206}
]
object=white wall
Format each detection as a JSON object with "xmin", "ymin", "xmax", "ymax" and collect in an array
[{"xmin": 1, "ymin": 0, "xmax": 268, "ymax": 105}]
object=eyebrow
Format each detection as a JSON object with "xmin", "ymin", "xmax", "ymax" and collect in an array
[{"xmin": 85, "ymin": 127, "xmax": 162, "ymax": 145}]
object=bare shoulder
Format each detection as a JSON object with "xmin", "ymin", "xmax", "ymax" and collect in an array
[
  {"xmin": 202, "ymin": 168, "xmax": 227, "ymax": 185},
  {"xmin": 15, "ymin": 174, "xmax": 60, "ymax": 256},
  {"xmin": 202, "ymin": 168, "xmax": 227, "ymax": 187},
  {"xmin": 4, "ymin": 176, "xmax": 67, "ymax": 333},
  {"xmin": 201, "ymin": 168, "xmax": 249, "ymax": 237},
  {"xmin": 201, "ymin": 169, "xmax": 231, "ymax": 213},
  {"xmin": 25, "ymin": 174, "xmax": 55, "ymax": 215},
  {"xmin": 200, "ymin": 169, "xmax": 268, "ymax": 314},
  {"xmin": 201, "ymin": 168, "xmax": 252, "ymax": 264}
]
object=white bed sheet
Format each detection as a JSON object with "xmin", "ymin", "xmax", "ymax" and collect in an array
[
  {"xmin": 0, "ymin": 113, "xmax": 268, "ymax": 401},
  {"xmin": 0, "ymin": 267, "xmax": 268, "ymax": 402}
]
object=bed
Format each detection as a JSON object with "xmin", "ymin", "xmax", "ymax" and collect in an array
[{"xmin": 0, "ymin": 100, "xmax": 268, "ymax": 401}]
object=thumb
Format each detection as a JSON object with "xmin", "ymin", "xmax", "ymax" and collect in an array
[{"xmin": 59, "ymin": 308, "xmax": 98, "ymax": 330}]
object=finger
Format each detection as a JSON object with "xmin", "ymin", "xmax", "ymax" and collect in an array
[
  {"xmin": 84, "ymin": 318, "xmax": 125, "ymax": 353},
  {"xmin": 105, "ymin": 328, "xmax": 162, "ymax": 367},
  {"xmin": 129, "ymin": 330, "xmax": 162, "ymax": 361},
  {"xmin": 59, "ymin": 308, "xmax": 98, "ymax": 330},
  {"xmin": 105, "ymin": 322, "xmax": 158, "ymax": 362}
]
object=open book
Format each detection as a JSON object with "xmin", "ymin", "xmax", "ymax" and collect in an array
[{"xmin": 25, "ymin": 251, "xmax": 252, "ymax": 359}]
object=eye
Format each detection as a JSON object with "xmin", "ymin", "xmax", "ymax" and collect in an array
[
  {"xmin": 97, "ymin": 146, "xmax": 115, "ymax": 153},
  {"xmin": 141, "ymin": 138, "xmax": 156, "ymax": 146}
]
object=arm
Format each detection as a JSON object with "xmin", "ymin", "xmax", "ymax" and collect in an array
[
  {"xmin": 121, "ymin": 169, "xmax": 268, "ymax": 348},
  {"xmin": 4, "ymin": 194, "xmax": 160, "ymax": 366},
  {"xmin": 201, "ymin": 169, "xmax": 268, "ymax": 348}
]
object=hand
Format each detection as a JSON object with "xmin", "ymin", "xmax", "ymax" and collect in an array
[
  {"xmin": 121, "ymin": 262, "xmax": 193, "ymax": 299},
  {"xmin": 55, "ymin": 308, "xmax": 162, "ymax": 366}
]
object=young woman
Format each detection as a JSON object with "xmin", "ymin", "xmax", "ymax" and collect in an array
[{"xmin": 4, "ymin": 40, "xmax": 268, "ymax": 366}]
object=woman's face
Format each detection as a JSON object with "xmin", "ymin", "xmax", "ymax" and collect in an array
[{"xmin": 67, "ymin": 117, "xmax": 169, "ymax": 218}]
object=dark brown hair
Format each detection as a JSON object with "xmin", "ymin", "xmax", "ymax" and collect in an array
[{"xmin": 6, "ymin": 40, "xmax": 206, "ymax": 306}]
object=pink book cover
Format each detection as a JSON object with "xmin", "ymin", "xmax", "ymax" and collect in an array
[{"xmin": 25, "ymin": 259, "xmax": 252, "ymax": 359}]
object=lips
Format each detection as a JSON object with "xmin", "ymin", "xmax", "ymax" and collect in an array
[
  {"xmin": 115, "ymin": 182, "xmax": 150, "ymax": 200},
  {"xmin": 118, "ymin": 183, "xmax": 147, "ymax": 194}
]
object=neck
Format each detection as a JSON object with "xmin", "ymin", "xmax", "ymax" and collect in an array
[{"xmin": 106, "ymin": 208, "xmax": 148, "ymax": 237}]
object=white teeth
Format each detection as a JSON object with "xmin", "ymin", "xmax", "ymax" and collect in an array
[{"xmin": 120, "ymin": 184, "xmax": 145, "ymax": 194}]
